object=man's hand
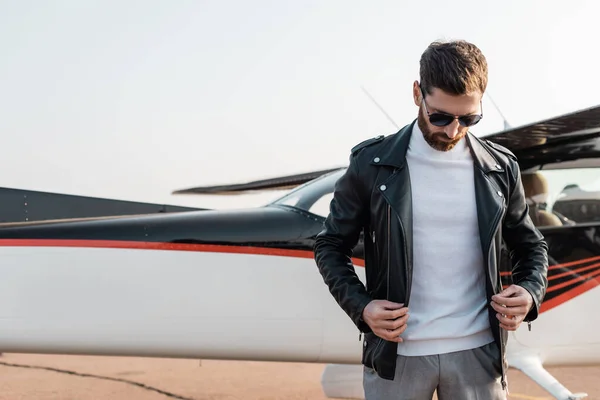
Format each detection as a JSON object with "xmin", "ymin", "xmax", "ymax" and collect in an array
[
  {"xmin": 362, "ymin": 300, "xmax": 409, "ymax": 342},
  {"xmin": 491, "ymin": 284, "xmax": 534, "ymax": 331}
]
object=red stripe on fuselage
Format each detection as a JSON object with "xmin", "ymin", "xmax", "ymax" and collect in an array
[
  {"xmin": 499, "ymin": 255, "xmax": 600, "ymax": 277},
  {"xmin": 540, "ymin": 277, "xmax": 600, "ymax": 313},
  {"xmin": 0, "ymin": 239, "xmax": 366, "ymax": 267}
]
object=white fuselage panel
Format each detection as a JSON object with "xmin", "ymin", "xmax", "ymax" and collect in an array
[{"xmin": 0, "ymin": 246, "xmax": 363, "ymax": 363}]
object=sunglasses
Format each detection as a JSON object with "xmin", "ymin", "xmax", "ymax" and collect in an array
[{"xmin": 420, "ymin": 86, "xmax": 483, "ymax": 127}]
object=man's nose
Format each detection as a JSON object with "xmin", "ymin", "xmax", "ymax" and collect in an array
[{"xmin": 444, "ymin": 119, "xmax": 460, "ymax": 138}]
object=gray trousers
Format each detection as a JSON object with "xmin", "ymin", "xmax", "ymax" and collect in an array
[{"xmin": 363, "ymin": 341, "xmax": 506, "ymax": 400}]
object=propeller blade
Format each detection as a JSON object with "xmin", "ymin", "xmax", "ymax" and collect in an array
[
  {"xmin": 484, "ymin": 104, "xmax": 600, "ymax": 150},
  {"xmin": 172, "ymin": 167, "xmax": 345, "ymax": 195}
]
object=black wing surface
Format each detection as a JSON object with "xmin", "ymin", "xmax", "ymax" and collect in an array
[
  {"xmin": 482, "ymin": 104, "xmax": 600, "ymax": 169},
  {"xmin": 0, "ymin": 187, "xmax": 205, "ymax": 224}
]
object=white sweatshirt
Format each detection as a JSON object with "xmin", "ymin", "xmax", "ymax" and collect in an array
[{"xmin": 396, "ymin": 123, "xmax": 494, "ymax": 356}]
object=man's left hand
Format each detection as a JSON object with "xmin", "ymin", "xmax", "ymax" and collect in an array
[{"xmin": 491, "ymin": 284, "xmax": 534, "ymax": 331}]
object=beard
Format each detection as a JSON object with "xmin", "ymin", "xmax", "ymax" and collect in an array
[{"xmin": 417, "ymin": 106, "xmax": 466, "ymax": 152}]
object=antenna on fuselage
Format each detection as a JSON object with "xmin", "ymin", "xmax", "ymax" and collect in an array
[
  {"xmin": 486, "ymin": 92, "xmax": 512, "ymax": 130},
  {"xmin": 361, "ymin": 85, "xmax": 400, "ymax": 130}
]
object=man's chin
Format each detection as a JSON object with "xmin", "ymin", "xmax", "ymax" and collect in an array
[
  {"xmin": 437, "ymin": 142, "xmax": 458, "ymax": 151},
  {"xmin": 425, "ymin": 137, "xmax": 460, "ymax": 152},
  {"xmin": 432, "ymin": 143, "xmax": 455, "ymax": 152}
]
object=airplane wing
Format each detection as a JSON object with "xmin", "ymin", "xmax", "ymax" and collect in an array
[
  {"xmin": 483, "ymin": 104, "xmax": 600, "ymax": 148},
  {"xmin": 0, "ymin": 187, "xmax": 205, "ymax": 224},
  {"xmin": 171, "ymin": 167, "xmax": 345, "ymax": 195},
  {"xmin": 172, "ymin": 104, "xmax": 600, "ymax": 196},
  {"xmin": 509, "ymin": 356, "xmax": 588, "ymax": 400},
  {"xmin": 482, "ymin": 104, "xmax": 600, "ymax": 170}
]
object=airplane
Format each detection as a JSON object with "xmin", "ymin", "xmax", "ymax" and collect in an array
[{"xmin": 0, "ymin": 104, "xmax": 599, "ymax": 400}]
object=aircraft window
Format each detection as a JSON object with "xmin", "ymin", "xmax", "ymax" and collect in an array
[
  {"xmin": 269, "ymin": 169, "xmax": 345, "ymax": 218},
  {"xmin": 277, "ymin": 195, "xmax": 302, "ymax": 208},
  {"xmin": 308, "ymin": 192, "xmax": 334, "ymax": 217},
  {"xmin": 523, "ymin": 168, "xmax": 600, "ymax": 227},
  {"xmin": 271, "ymin": 166, "xmax": 600, "ymax": 226}
]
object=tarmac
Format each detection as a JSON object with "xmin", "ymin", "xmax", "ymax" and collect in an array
[{"xmin": 0, "ymin": 353, "xmax": 597, "ymax": 400}]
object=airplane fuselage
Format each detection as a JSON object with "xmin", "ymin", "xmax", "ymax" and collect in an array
[{"xmin": 0, "ymin": 205, "xmax": 598, "ymax": 369}]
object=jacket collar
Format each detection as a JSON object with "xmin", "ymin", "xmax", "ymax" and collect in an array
[
  {"xmin": 370, "ymin": 121, "xmax": 414, "ymax": 169},
  {"xmin": 371, "ymin": 119, "xmax": 504, "ymax": 173},
  {"xmin": 466, "ymin": 133, "xmax": 505, "ymax": 173}
]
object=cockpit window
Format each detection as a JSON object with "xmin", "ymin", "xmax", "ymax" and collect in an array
[
  {"xmin": 269, "ymin": 166, "xmax": 600, "ymax": 227},
  {"xmin": 269, "ymin": 169, "xmax": 345, "ymax": 218},
  {"xmin": 522, "ymin": 167, "xmax": 600, "ymax": 227}
]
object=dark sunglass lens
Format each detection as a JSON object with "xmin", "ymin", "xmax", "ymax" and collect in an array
[
  {"xmin": 429, "ymin": 113, "xmax": 452, "ymax": 126},
  {"xmin": 459, "ymin": 115, "xmax": 482, "ymax": 127}
]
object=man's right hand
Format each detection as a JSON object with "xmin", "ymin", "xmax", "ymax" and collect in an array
[{"xmin": 362, "ymin": 300, "xmax": 409, "ymax": 342}]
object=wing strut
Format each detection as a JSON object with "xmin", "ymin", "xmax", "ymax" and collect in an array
[{"xmin": 510, "ymin": 356, "xmax": 587, "ymax": 400}]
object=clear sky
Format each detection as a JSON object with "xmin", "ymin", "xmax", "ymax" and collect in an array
[{"xmin": 1, "ymin": 1, "xmax": 599, "ymax": 210}]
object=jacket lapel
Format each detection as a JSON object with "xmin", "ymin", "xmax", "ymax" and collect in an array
[
  {"xmin": 371, "ymin": 122, "xmax": 413, "ymax": 224},
  {"xmin": 368, "ymin": 122, "xmax": 415, "ymax": 274},
  {"xmin": 466, "ymin": 134, "xmax": 507, "ymax": 259}
]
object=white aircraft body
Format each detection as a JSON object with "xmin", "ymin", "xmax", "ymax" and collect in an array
[{"xmin": 1, "ymin": 104, "xmax": 600, "ymax": 400}]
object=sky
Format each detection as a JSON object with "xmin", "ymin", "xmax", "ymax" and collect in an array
[{"xmin": 1, "ymin": 0, "xmax": 599, "ymax": 210}]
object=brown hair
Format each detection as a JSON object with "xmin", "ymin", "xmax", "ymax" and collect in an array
[{"xmin": 419, "ymin": 40, "xmax": 488, "ymax": 96}]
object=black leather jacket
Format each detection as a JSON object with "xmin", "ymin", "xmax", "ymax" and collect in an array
[{"xmin": 313, "ymin": 121, "xmax": 549, "ymax": 389}]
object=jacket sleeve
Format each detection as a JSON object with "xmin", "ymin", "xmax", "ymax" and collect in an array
[
  {"xmin": 313, "ymin": 153, "xmax": 373, "ymax": 333},
  {"xmin": 502, "ymin": 160, "xmax": 549, "ymax": 322}
]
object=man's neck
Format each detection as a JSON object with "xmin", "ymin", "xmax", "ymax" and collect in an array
[{"xmin": 409, "ymin": 123, "xmax": 470, "ymax": 160}]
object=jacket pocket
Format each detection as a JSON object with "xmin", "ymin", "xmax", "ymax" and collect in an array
[{"xmin": 361, "ymin": 332, "xmax": 383, "ymax": 372}]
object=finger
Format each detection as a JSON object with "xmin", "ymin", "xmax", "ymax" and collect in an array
[
  {"xmin": 493, "ymin": 284, "xmax": 519, "ymax": 299},
  {"xmin": 391, "ymin": 313, "xmax": 410, "ymax": 329},
  {"xmin": 379, "ymin": 307, "xmax": 409, "ymax": 320},
  {"xmin": 496, "ymin": 312, "xmax": 521, "ymax": 329},
  {"xmin": 500, "ymin": 322, "xmax": 520, "ymax": 331},
  {"xmin": 492, "ymin": 295, "xmax": 528, "ymax": 308},
  {"xmin": 387, "ymin": 323, "xmax": 408, "ymax": 337},
  {"xmin": 490, "ymin": 301, "xmax": 527, "ymax": 316},
  {"xmin": 374, "ymin": 314, "xmax": 407, "ymax": 330},
  {"xmin": 378, "ymin": 300, "xmax": 405, "ymax": 310},
  {"xmin": 374, "ymin": 319, "xmax": 395, "ymax": 330},
  {"xmin": 387, "ymin": 335, "xmax": 403, "ymax": 343},
  {"xmin": 376, "ymin": 313, "xmax": 409, "ymax": 330},
  {"xmin": 492, "ymin": 285, "xmax": 530, "ymax": 305},
  {"xmin": 377, "ymin": 328, "xmax": 405, "ymax": 342}
]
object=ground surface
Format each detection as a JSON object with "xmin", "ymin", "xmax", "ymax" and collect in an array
[{"xmin": 0, "ymin": 354, "xmax": 597, "ymax": 400}]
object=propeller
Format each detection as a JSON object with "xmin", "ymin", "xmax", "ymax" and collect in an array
[{"xmin": 172, "ymin": 167, "xmax": 345, "ymax": 196}]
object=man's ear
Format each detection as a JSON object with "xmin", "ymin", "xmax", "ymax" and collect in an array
[{"xmin": 413, "ymin": 81, "xmax": 421, "ymax": 107}]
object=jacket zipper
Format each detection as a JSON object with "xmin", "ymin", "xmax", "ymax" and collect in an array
[
  {"xmin": 395, "ymin": 210, "xmax": 410, "ymax": 304},
  {"xmin": 370, "ymin": 206, "xmax": 391, "ymax": 372},
  {"xmin": 360, "ymin": 230, "xmax": 378, "ymax": 342},
  {"xmin": 387, "ymin": 204, "xmax": 391, "ymax": 300},
  {"xmin": 373, "ymin": 205, "xmax": 387, "ymax": 375},
  {"xmin": 489, "ymin": 196, "xmax": 507, "ymax": 392},
  {"xmin": 370, "ymin": 206, "xmax": 393, "ymax": 369}
]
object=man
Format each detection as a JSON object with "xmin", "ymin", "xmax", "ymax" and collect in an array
[{"xmin": 313, "ymin": 40, "xmax": 548, "ymax": 400}]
